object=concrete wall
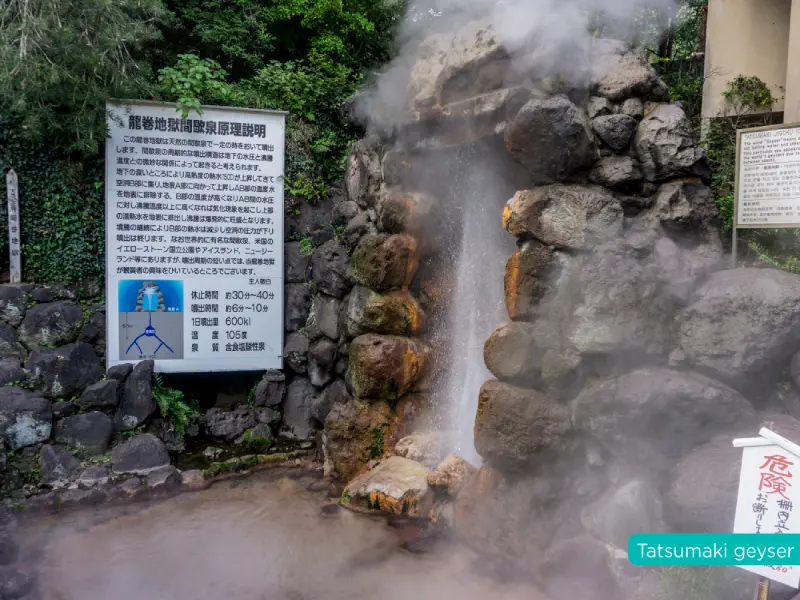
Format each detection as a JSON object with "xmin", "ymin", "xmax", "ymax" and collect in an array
[{"xmin": 702, "ymin": 0, "xmax": 790, "ymax": 119}]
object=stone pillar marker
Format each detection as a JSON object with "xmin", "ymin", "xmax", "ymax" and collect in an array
[{"xmin": 5, "ymin": 169, "xmax": 21, "ymax": 283}]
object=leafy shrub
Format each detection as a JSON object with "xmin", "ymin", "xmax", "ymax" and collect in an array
[{"xmin": 152, "ymin": 373, "xmax": 198, "ymax": 439}]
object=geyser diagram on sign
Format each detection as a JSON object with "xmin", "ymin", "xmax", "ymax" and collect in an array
[{"xmin": 118, "ymin": 280, "xmax": 184, "ymax": 361}]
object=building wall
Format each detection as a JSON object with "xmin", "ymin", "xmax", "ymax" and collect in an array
[{"xmin": 702, "ymin": 0, "xmax": 791, "ymax": 120}]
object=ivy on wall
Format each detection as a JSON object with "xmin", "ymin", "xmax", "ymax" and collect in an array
[{"xmin": 0, "ymin": 119, "xmax": 105, "ymax": 285}]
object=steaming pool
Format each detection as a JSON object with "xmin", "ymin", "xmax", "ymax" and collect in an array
[{"xmin": 15, "ymin": 468, "xmax": 541, "ymax": 600}]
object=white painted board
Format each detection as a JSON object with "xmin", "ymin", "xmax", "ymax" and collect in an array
[
  {"xmin": 5, "ymin": 170, "xmax": 21, "ymax": 283},
  {"xmin": 105, "ymin": 101, "xmax": 286, "ymax": 373},
  {"xmin": 732, "ymin": 442, "xmax": 800, "ymax": 587},
  {"xmin": 736, "ymin": 124, "xmax": 800, "ymax": 227}
]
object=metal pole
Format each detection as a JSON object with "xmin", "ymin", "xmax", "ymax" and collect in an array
[
  {"xmin": 732, "ymin": 226, "xmax": 738, "ymax": 269},
  {"xmin": 753, "ymin": 576, "xmax": 770, "ymax": 600}
]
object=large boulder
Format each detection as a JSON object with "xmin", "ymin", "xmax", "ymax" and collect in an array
[
  {"xmin": 634, "ymin": 104, "xmax": 711, "ymax": 182},
  {"xmin": 0, "ymin": 286, "xmax": 25, "ymax": 327},
  {"xmin": 427, "ymin": 454, "xmax": 476, "ymax": 497},
  {"xmin": 592, "ymin": 44, "xmax": 670, "ymax": 102},
  {"xmin": 54, "ymin": 412, "xmax": 114, "ymax": 456},
  {"xmin": 483, "ymin": 322, "xmax": 541, "ymax": 384},
  {"xmin": 111, "ymin": 433, "xmax": 170, "ymax": 475},
  {"xmin": 323, "ymin": 399, "xmax": 396, "ymax": 482},
  {"xmin": 0, "ymin": 361, "xmax": 24, "ymax": 387},
  {"xmin": 345, "ymin": 138, "xmax": 382, "ymax": 209},
  {"xmin": 284, "ymin": 284, "xmax": 312, "ymax": 331},
  {"xmin": 475, "ymin": 379, "xmax": 571, "ymax": 466},
  {"xmin": 77, "ymin": 379, "xmax": 120, "ymax": 411},
  {"xmin": 349, "ymin": 334, "xmax": 429, "ymax": 400},
  {"xmin": 311, "ymin": 240, "xmax": 352, "ymax": 298},
  {"xmin": 676, "ymin": 268, "xmax": 800, "ymax": 392},
  {"xmin": 282, "ymin": 378, "xmax": 316, "ymax": 440},
  {"xmin": 349, "ymin": 234, "xmax": 421, "ymax": 292},
  {"xmin": 0, "ymin": 326, "xmax": 25, "ymax": 362},
  {"xmin": 0, "ymin": 387, "xmax": 52, "ymax": 449},
  {"xmin": 115, "ymin": 359, "xmax": 156, "ymax": 431},
  {"xmin": 345, "ymin": 286, "xmax": 424, "ymax": 337},
  {"xmin": 572, "ymin": 368, "xmax": 756, "ymax": 472},
  {"xmin": 377, "ymin": 189, "xmax": 438, "ymax": 239},
  {"xmin": 206, "ymin": 406, "xmax": 256, "ymax": 441},
  {"xmin": 504, "ymin": 96, "xmax": 596, "ymax": 184},
  {"xmin": 394, "ymin": 432, "xmax": 445, "ymax": 470},
  {"xmin": 589, "ymin": 155, "xmax": 643, "ymax": 192},
  {"xmin": 342, "ymin": 455, "xmax": 432, "ymax": 517},
  {"xmin": 503, "ymin": 241, "xmax": 555, "ymax": 321},
  {"xmin": 39, "ymin": 444, "xmax": 80, "ymax": 485},
  {"xmin": 305, "ymin": 294, "xmax": 341, "ymax": 341},
  {"xmin": 25, "ymin": 342, "xmax": 103, "ymax": 399},
  {"xmin": 18, "ymin": 301, "xmax": 83, "ymax": 350},
  {"xmin": 649, "ymin": 181, "xmax": 720, "ymax": 235},
  {"xmin": 592, "ymin": 114, "xmax": 637, "ymax": 152},
  {"xmin": 503, "ymin": 185, "xmax": 623, "ymax": 250}
]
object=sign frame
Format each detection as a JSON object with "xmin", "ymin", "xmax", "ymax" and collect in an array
[
  {"xmin": 732, "ymin": 120, "xmax": 800, "ymax": 267},
  {"xmin": 104, "ymin": 99, "xmax": 288, "ymax": 374}
]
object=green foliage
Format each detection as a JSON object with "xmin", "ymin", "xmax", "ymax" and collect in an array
[
  {"xmin": 722, "ymin": 75, "xmax": 775, "ymax": 115},
  {"xmin": 0, "ymin": 0, "xmax": 170, "ymax": 155},
  {"xmin": 152, "ymin": 373, "xmax": 198, "ymax": 439},
  {"xmin": 299, "ymin": 237, "xmax": 314, "ymax": 256},
  {"xmin": 0, "ymin": 118, "xmax": 104, "ymax": 283},
  {"xmin": 158, "ymin": 54, "xmax": 240, "ymax": 118}
]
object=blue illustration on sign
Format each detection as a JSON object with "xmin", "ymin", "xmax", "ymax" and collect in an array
[{"xmin": 118, "ymin": 280, "xmax": 184, "ymax": 360}]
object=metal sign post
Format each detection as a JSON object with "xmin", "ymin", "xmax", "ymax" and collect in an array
[
  {"xmin": 733, "ymin": 121, "xmax": 800, "ymax": 268},
  {"xmin": 5, "ymin": 169, "xmax": 21, "ymax": 283}
]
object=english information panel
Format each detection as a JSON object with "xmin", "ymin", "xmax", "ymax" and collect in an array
[
  {"xmin": 105, "ymin": 100, "xmax": 285, "ymax": 372},
  {"xmin": 736, "ymin": 123, "xmax": 800, "ymax": 228}
]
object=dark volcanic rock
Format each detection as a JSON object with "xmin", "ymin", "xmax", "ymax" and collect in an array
[
  {"xmin": 0, "ymin": 361, "xmax": 24, "ymax": 387},
  {"xmin": 572, "ymin": 368, "xmax": 756, "ymax": 472},
  {"xmin": 0, "ymin": 566, "xmax": 32, "ymax": 600},
  {"xmin": 107, "ymin": 363, "xmax": 133, "ymax": 383},
  {"xmin": 40, "ymin": 443, "xmax": 80, "ymax": 485},
  {"xmin": 589, "ymin": 156, "xmax": 643, "ymax": 191},
  {"xmin": 254, "ymin": 370, "xmax": 286, "ymax": 407},
  {"xmin": 115, "ymin": 359, "xmax": 156, "ymax": 431},
  {"xmin": 54, "ymin": 412, "xmax": 114, "ymax": 455},
  {"xmin": 635, "ymin": 104, "xmax": 711, "ymax": 182},
  {"xmin": 311, "ymin": 240, "xmax": 352, "ymax": 298},
  {"xmin": 306, "ymin": 294, "xmax": 341, "ymax": 341},
  {"xmin": 283, "ymin": 332, "xmax": 310, "ymax": 374},
  {"xmin": 282, "ymin": 378, "xmax": 316, "ymax": 440},
  {"xmin": 285, "ymin": 284, "xmax": 312, "ymax": 332},
  {"xmin": 0, "ymin": 387, "xmax": 52, "ymax": 449},
  {"xmin": 0, "ymin": 287, "xmax": 25, "ymax": 327},
  {"xmin": 18, "ymin": 300, "xmax": 83, "ymax": 350},
  {"xmin": 676, "ymin": 268, "xmax": 800, "ymax": 392},
  {"xmin": 77, "ymin": 379, "xmax": 120, "ymax": 411},
  {"xmin": 285, "ymin": 241, "xmax": 311, "ymax": 283},
  {"xmin": 111, "ymin": 433, "xmax": 170, "ymax": 475},
  {"xmin": 206, "ymin": 406, "xmax": 256, "ymax": 441},
  {"xmin": 0, "ymin": 325, "xmax": 25, "ymax": 362},
  {"xmin": 504, "ymin": 96, "xmax": 596, "ymax": 185},
  {"xmin": 25, "ymin": 342, "xmax": 104, "ymax": 399},
  {"xmin": 308, "ymin": 338, "xmax": 338, "ymax": 387},
  {"xmin": 311, "ymin": 380, "xmax": 351, "ymax": 425},
  {"xmin": 592, "ymin": 44, "xmax": 670, "ymax": 102},
  {"xmin": 79, "ymin": 310, "xmax": 106, "ymax": 356},
  {"xmin": 592, "ymin": 114, "xmax": 637, "ymax": 151}
]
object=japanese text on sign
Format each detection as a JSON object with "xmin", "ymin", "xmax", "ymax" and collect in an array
[
  {"xmin": 105, "ymin": 101, "xmax": 286, "ymax": 373},
  {"xmin": 737, "ymin": 125, "xmax": 800, "ymax": 227},
  {"xmin": 733, "ymin": 436, "xmax": 800, "ymax": 587}
]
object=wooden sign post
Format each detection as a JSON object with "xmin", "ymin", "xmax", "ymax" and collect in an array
[{"xmin": 5, "ymin": 170, "xmax": 20, "ymax": 283}]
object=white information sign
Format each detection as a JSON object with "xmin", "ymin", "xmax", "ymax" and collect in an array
[
  {"xmin": 105, "ymin": 100, "xmax": 286, "ymax": 373},
  {"xmin": 5, "ymin": 169, "xmax": 21, "ymax": 283},
  {"xmin": 732, "ymin": 428, "xmax": 800, "ymax": 588},
  {"xmin": 736, "ymin": 123, "xmax": 800, "ymax": 228}
]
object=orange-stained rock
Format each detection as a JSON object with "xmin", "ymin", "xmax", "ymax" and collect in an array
[
  {"xmin": 342, "ymin": 455, "xmax": 433, "ymax": 518},
  {"xmin": 349, "ymin": 234, "xmax": 421, "ymax": 292},
  {"xmin": 377, "ymin": 188, "xmax": 439, "ymax": 239},
  {"xmin": 349, "ymin": 334, "xmax": 429, "ymax": 401},
  {"xmin": 504, "ymin": 241, "xmax": 553, "ymax": 320},
  {"xmin": 345, "ymin": 286, "xmax": 425, "ymax": 338}
]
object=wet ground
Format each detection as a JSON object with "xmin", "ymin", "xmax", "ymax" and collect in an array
[{"xmin": 17, "ymin": 468, "xmax": 542, "ymax": 600}]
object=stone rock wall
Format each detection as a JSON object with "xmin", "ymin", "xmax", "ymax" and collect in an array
[{"xmin": 330, "ymin": 17, "xmax": 800, "ymax": 600}]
